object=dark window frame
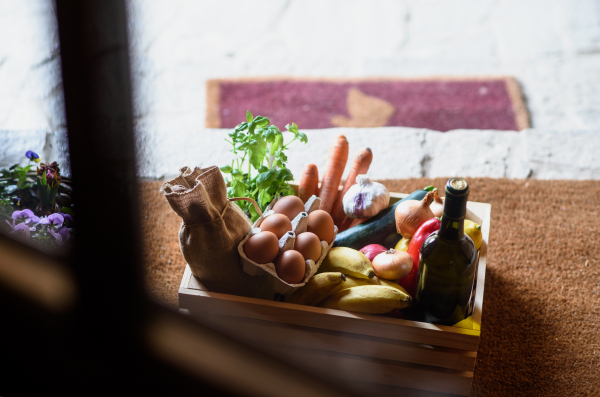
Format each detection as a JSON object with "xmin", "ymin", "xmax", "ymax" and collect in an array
[{"xmin": 0, "ymin": 2, "xmax": 355, "ymax": 396}]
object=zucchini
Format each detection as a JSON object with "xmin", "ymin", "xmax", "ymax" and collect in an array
[{"xmin": 333, "ymin": 189, "xmax": 428, "ymax": 250}]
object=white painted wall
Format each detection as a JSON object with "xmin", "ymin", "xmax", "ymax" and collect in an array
[{"xmin": 1, "ymin": 0, "xmax": 600, "ymax": 179}]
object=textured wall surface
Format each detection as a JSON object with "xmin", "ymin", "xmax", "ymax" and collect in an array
[
  {"xmin": 1, "ymin": 0, "xmax": 600, "ymax": 178},
  {"xmin": 4, "ymin": 127, "xmax": 598, "ymax": 180}
]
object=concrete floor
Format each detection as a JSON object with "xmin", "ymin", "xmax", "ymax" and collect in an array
[{"xmin": 1, "ymin": 0, "xmax": 599, "ymax": 179}]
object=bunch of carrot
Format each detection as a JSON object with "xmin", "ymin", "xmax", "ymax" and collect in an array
[{"xmin": 298, "ymin": 134, "xmax": 373, "ymax": 232}]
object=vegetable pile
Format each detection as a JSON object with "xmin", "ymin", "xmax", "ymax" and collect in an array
[
  {"xmin": 285, "ymin": 135, "xmax": 483, "ymax": 321},
  {"xmin": 218, "ymin": 114, "xmax": 484, "ymax": 322}
]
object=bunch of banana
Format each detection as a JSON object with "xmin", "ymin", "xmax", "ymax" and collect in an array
[
  {"xmin": 317, "ymin": 247, "xmax": 375, "ymax": 279},
  {"xmin": 338, "ymin": 275, "xmax": 409, "ymax": 295},
  {"xmin": 308, "ymin": 247, "xmax": 413, "ymax": 314},
  {"xmin": 286, "ymin": 272, "xmax": 346, "ymax": 306},
  {"xmin": 320, "ymin": 285, "xmax": 411, "ymax": 314}
]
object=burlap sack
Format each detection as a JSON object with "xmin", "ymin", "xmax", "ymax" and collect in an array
[{"xmin": 160, "ymin": 166, "xmax": 272, "ymax": 299}]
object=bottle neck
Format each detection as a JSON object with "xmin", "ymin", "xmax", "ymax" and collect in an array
[{"xmin": 439, "ymin": 216, "xmax": 465, "ymax": 240}]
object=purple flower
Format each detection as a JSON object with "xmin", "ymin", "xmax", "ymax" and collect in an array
[
  {"xmin": 48, "ymin": 213, "xmax": 64, "ymax": 227},
  {"xmin": 25, "ymin": 215, "xmax": 40, "ymax": 226},
  {"xmin": 26, "ymin": 150, "xmax": 41, "ymax": 162},
  {"xmin": 58, "ymin": 227, "xmax": 70, "ymax": 242},
  {"xmin": 49, "ymin": 228, "xmax": 67, "ymax": 246},
  {"xmin": 60, "ymin": 213, "xmax": 74, "ymax": 227},
  {"xmin": 38, "ymin": 213, "xmax": 64, "ymax": 228},
  {"xmin": 12, "ymin": 209, "xmax": 34, "ymax": 220}
]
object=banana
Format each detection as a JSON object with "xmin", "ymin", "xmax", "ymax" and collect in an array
[
  {"xmin": 286, "ymin": 272, "xmax": 347, "ymax": 306},
  {"xmin": 320, "ymin": 285, "xmax": 412, "ymax": 314},
  {"xmin": 318, "ymin": 247, "xmax": 375, "ymax": 279},
  {"xmin": 339, "ymin": 275, "xmax": 411, "ymax": 297}
]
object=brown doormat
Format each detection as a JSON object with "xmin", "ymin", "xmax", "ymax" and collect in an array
[
  {"xmin": 206, "ymin": 77, "xmax": 530, "ymax": 132},
  {"xmin": 140, "ymin": 178, "xmax": 599, "ymax": 396}
]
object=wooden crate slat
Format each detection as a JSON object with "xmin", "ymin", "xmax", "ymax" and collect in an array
[
  {"xmin": 472, "ymin": 202, "xmax": 491, "ymax": 331},
  {"xmin": 181, "ymin": 309, "xmax": 477, "ymax": 371},
  {"xmin": 179, "ymin": 286, "xmax": 480, "ymax": 351},
  {"xmin": 284, "ymin": 347, "xmax": 474, "ymax": 396}
]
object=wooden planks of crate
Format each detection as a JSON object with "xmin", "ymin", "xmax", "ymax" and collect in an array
[{"xmin": 178, "ymin": 190, "xmax": 491, "ymax": 396}]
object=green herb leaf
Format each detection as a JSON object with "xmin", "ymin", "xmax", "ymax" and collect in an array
[
  {"xmin": 231, "ymin": 169, "xmax": 244, "ymax": 181},
  {"xmin": 254, "ymin": 116, "xmax": 269, "ymax": 127},
  {"xmin": 249, "ymin": 135, "xmax": 267, "ymax": 170},
  {"xmin": 235, "ymin": 122, "xmax": 248, "ymax": 132},
  {"xmin": 256, "ymin": 168, "xmax": 277, "ymax": 189},
  {"xmin": 276, "ymin": 168, "xmax": 294, "ymax": 182},
  {"xmin": 286, "ymin": 122, "xmax": 299, "ymax": 135},
  {"xmin": 298, "ymin": 132, "xmax": 308, "ymax": 143},
  {"xmin": 224, "ymin": 112, "xmax": 308, "ymax": 221}
]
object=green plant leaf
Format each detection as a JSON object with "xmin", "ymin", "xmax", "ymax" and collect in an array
[
  {"xmin": 220, "ymin": 165, "xmax": 233, "ymax": 174},
  {"xmin": 264, "ymin": 127, "xmax": 277, "ymax": 143},
  {"xmin": 258, "ymin": 189, "xmax": 272, "ymax": 207},
  {"xmin": 276, "ymin": 168, "xmax": 294, "ymax": 182},
  {"xmin": 266, "ymin": 183, "xmax": 279, "ymax": 194},
  {"xmin": 248, "ymin": 203, "xmax": 259, "ymax": 222},
  {"xmin": 231, "ymin": 168, "xmax": 244, "ymax": 181},
  {"xmin": 61, "ymin": 207, "xmax": 74, "ymax": 215},
  {"xmin": 286, "ymin": 122, "xmax": 299, "ymax": 135},
  {"xmin": 298, "ymin": 132, "xmax": 308, "ymax": 143},
  {"xmin": 246, "ymin": 110, "xmax": 253, "ymax": 123},
  {"xmin": 254, "ymin": 116, "xmax": 269, "ymax": 127},
  {"xmin": 256, "ymin": 168, "xmax": 277, "ymax": 189},
  {"xmin": 249, "ymin": 135, "xmax": 267, "ymax": 170},
  {"xmin": 235, "ymin": 122, "xmax": 248, "ymax": 133}
]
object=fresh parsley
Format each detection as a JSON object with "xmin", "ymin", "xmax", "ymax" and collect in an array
[{"xmin": 221, "ymin": 111, "xmax": 307, "ymax": 222}]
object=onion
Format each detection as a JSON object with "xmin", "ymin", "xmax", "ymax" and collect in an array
[
  {"xmin": 359, "ymin": 244, "xmax": 387, "ymax": 262},
  {"xmin": 395, "ymin": 191, "xmax": 435, "ymax": 238},
  {"xmin": 429, "ymin": 188, "xmax": 445, "ymax": 218},
  {"xmin": 371, "ymin": 249, "xmax": 413, "ymax": 280}
]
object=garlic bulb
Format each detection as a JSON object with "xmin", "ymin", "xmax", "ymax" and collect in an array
[{"xmin": 342, "ymin": 175, "xmax": 390, "ymax": 219}]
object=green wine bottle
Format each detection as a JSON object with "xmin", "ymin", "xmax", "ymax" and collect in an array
[{"xmin": 415, "ymin": 178, "xmax": 477, "ymax": 325}]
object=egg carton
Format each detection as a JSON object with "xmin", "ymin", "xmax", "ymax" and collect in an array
[{"xmin": 238, "ymin": 195, "xmax": 339, "ymax": 296}]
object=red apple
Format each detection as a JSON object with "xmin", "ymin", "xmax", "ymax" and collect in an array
[{"xmin": 359, "ymin": 244, "xmax": 387, "ymax": 262}]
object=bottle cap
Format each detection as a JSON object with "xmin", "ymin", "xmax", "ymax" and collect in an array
[
  {"xmin": 443, "ymin": 178, "xmax": 469, "ymax": 220},
  {"xmin": 445, "ymin": 178, "xmax": 469, "ymax": 196}
]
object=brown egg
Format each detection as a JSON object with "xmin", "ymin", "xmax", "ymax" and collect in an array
[
  {"xmin": 276, "ymin": 250, "xmax": 306, "ymax": 284},
  {"xmin": 294, "ymin": 232, "xmax": 322, "ymax": 262},
  {"xmin": 273, "ymin": 195, "xmax": 306, "ymax": 221},
  {"xmin": 260, "ymin": 213, "xmax": 293, "ymax": 239},
  {"xmin": 244, "ymin": 231, "xmax": 279, "ymax": 264},
  {"xmin": 307, "ymin": 210, "xmax": 335, "ymax": 244}
]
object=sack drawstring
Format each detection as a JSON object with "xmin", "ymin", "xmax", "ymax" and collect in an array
[
  {"xmin": 183, "ymin": 197, "xmax": 262, "ymax": 228},
  {"xmin": 228, "ymin": 197, "xmax": 263, "ymax": 217}
]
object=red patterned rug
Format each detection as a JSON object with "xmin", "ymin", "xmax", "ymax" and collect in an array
[{"xmin": 206, "ymin": 77, "xmax": 530, "ymax": 131}]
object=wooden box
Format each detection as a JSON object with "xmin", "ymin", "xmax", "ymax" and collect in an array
[{"xmin": 178, "ymin": 190, "xmax": 491, "ymax": 396}]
